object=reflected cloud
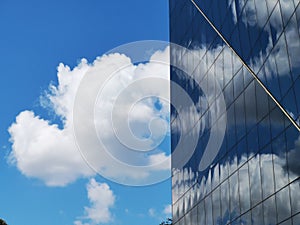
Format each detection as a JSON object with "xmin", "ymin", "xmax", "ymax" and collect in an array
[
  {"xmin": 229, "ymin": 0, "xmax": 300, "ymax": 118},
  {"xmin": 172, "ymin": 147, "xmax": 300, "ymax": 224},
  {"xmin": 285, "ymin": 134, "xmax": 300, "ymax": 178},
  {"xmin": 171, "ymin": 1, "xmax": 300, "ymax": 224}
]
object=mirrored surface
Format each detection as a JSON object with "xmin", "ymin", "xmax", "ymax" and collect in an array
[{"xmin": 170, "ymin": 0, "xmax": 300, "ymax": 224}]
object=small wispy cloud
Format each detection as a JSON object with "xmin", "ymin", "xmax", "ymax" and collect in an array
[
  {"xmin": 148, "ymin": 208, "xmax": 156, "ymax": 217},
  {"xmin": 163, "ymin": 204, "xmax": 172, "ymax": 216}
]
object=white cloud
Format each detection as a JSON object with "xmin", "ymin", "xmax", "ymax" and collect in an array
[
  {"xmin": 8, "ymin": 47, "xmax": 171, "ymax": 186},
  {"xmin": 8, "ymin": 110, "xmax": 94, "ymax": 186},
  {"xmin": 163, "ymin": 204, "xmax": 172, "ymax": 215},
  {"xmin": 74, "ymin": 178, "xmax": 115, "ymax": 225},
  {"xmin": 148, "ymin": 208, "xmax": 156, "ymax": 217},
  {"xmin": 49, "ymin": 58, "xmax": 90, "ymax": 121},
  {"xmin": 148, "ymin": 152, "xmax": 170, "ymax": 170},
  {"xmin": 146, "ymin": 204, "xmax": 172, "ymax": 221},
  {"xmin": 74, "ymin": 221, "xmax": 89, "ymax": 225}
]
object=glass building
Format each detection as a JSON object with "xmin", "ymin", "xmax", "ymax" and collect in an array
[{"xmin": 170, "ymin": 0, "xmax": 300, "ymax": 224}]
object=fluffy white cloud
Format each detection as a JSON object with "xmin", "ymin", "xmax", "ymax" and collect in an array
[
  {"xmin": 8, "ymin": 110, "xmax": 94, "ymax": 186},
  {"xmin": 8, "ymin": 47, "xmax": 171, "ymax": 186},
  {"xmin": 148, "ymin": 152, "xmax": 171, "ymax": 171},
  {"xmin": 74, "ymin": 178, "xmax": 115, "ymax": 225}
]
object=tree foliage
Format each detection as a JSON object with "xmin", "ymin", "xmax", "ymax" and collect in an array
[
  {"xmin": 0, "ymin": 219, "xmax": 7, "ymax": 225},
  {"xmin": 159, "ymin": 218, "xmax": 172, "ymax": 225}
]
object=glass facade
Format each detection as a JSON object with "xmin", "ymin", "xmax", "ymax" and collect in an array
[{"xmin": 170, "ymin": 0, "xmax": 300, "ymax": 224}]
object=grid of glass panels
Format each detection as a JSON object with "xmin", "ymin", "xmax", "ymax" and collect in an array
[
  {"xmin": 170, "ymin": 0, "xmax": 300, "ymax": 224},
  {"xmin": 192, "ymin": 0, "xmax": 300, "ymax": 125}
]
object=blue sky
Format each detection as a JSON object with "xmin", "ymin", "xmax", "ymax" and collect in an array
[{"xmin": 0, "ymin": 1, "xmax": 171, "ymax": 225}]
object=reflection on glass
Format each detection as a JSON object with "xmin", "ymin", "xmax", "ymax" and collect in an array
[
  {"xmin": 276, "ymin": 186, "xmax": 292, "ymax": 223},
  {"xmin": 170, "ymin": 0, "xmax": 300, "ymax": 224}
]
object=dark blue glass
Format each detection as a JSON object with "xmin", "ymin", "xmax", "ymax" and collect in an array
[{"xmin": 170, "ymin": 0, "xmax": 300, "ymax": 224}]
